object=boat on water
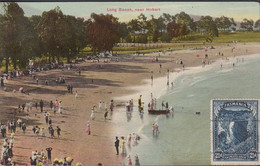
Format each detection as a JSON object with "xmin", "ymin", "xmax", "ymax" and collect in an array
[{"xmin": 148, "ymin": 109, "xmax": 170, "ymax": 114}]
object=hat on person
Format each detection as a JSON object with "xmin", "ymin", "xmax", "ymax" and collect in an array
[
  {"xmin": 66, "ymin": 157, "xmax": 72, "ymax": 162},
  {"xmin": 76, "ymin": 163, "xmax": 82, "ymax": 166}
]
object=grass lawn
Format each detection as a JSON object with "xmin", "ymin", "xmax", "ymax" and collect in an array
[{"xmin": 172, "ymin": 31, "xmax": 260, "ymax": 43}]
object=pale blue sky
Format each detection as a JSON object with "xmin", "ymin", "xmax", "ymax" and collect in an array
[{"xmin": 3, "ymin": 2, "xmax": 260, "ymax": 22}]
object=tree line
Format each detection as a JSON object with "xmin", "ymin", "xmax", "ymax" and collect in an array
[{"xmin": 0, "ymin": 2, "xmax": 259, "ymax": 72}]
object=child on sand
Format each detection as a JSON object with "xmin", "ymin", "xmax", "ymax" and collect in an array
[{"xmin": 85, "ymin": 122, "xmax": 91, "ymax": 135}]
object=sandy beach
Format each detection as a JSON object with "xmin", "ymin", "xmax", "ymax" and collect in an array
[{"xmin": 0, "ymin": 42, "xmax": 259, "ymax": 165}]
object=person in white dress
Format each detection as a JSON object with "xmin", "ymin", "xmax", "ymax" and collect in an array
[
  {"xmin": 90, "ymin": 109, "xmax": 95, "ymax": 120},
  {"xmin": 98, "ymin": 101, "xmax": 102, "ymax": 110},
  {"xmin": 58, "ymin": 101, "xmax": 62, "ymax": 114}
]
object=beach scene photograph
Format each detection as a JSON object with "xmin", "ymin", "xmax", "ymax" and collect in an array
[{"xmin": 0, "ymin": 1, "xmax": 260, "ymax": 166}]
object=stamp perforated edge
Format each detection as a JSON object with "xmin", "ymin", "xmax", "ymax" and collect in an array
[{"xmin": 210, "ymin": 98, "xmax": 260, "ymax": 165}]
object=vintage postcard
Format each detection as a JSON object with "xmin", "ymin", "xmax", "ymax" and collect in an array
[
  {"xmin": 211, "ymin": 99, "xmax": 260, "ymax": 165},
  {"xmin": 0, "ymin": 1, "xmax": 260, "ymax": 166}
]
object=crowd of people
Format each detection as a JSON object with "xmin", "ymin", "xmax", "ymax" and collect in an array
[{"xmin": 0, "ymin": 134, "xmax": 15, "ymax": 165}]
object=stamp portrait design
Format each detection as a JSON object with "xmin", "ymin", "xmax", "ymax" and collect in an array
[{"xmin": 211, "ymin": 99, "xmax": 259, "ymax": 165}]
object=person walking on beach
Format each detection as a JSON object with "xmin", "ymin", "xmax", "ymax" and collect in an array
[
  {"xmin": 67, "ymin": 85, "xmax": 71, "ymax": 93},
  {"xmin": 41, "ymin": 128, "xmax": 45, "ymax": 137},
  {"xmin": 110, "ymin": 100, "xmax": 114, "ymax": 111},
  {"xmin": 127, "ymin": 134, "xmax": 131, "ymax": 146},
  {"xmin": 90, "ymin": 109, "xmax": 95, "ymax": 120},
  {"xmin": 70, "ymin": 85, "xmax": 73, "ymax": 94},
  {"xmin": 99, "ymin": 101, "xmax": 102, "ymax": 110},
  {"xmin": 155, "ymin": 123, "xmax": 159, "ymax": 135},
  {"xmin": 50, "ymin": 101, "xmax": 53, "ymax": 111},
  {"xmin": 152, "ymin": 123, "xmax": 155, "ymax": 135},
  {"xmin": 55, "ymin": 100, "xmax": 59, "ymax": 114},
  {"xmin": 75, "ymin": 91, "xmax": 78, "ymax": 99},
  {"xmin": 35, "ymin": 102, "xmax": 38, "ymax": 111},
  {"xmin": 56, "ymin": 126, "xmax": 61, "ymax": 137},
  {"xmin": 40, "ymin": 100, "xmax": 44, "ymax": 113},
  {"xmin": 135, "ymin": 154, "xmax": 140, "ymax": 166},
  {"xmin": 104, "ymin": 110, "xmax": 108, "ymax": 120},
  {"xmin": 50, "ymin": 126, "xmax": 55, "ymax": 137},
  {"xmin": 115, "ymin": 136, "xmax": 119, "ymax": 155},
  {"xmin": 58, "ymin": 101, "xmax": 62, "ymax": 114},
  {"xmin": 46, "ymin": 147, "xmax": 52, "ymax": 163},
  {"xmin": 21, "ymin": 123, "xmax": 26, "ymax": 134},
  {"xmin": 86, "ymin": 122, "xmax": 91, "ymax": 135},
  {"xmin": 138, "ymin": 95, "xmax": 142, "ymax": 108},
  {"xmin": 127, "ymin": 155, "xmax": 132, "ymax": 166},
  {"xmin": 120, "ymin": 137, "xmax": 126, "ymax": 155}
]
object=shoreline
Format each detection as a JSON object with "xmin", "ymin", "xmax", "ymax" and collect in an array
[{"xmin": 0, "ymin": 42, "xmax": 259, "ymax": 165}]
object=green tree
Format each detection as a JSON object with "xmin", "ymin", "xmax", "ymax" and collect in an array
[
  {"xmin": 240, "ymin": 18, "xmax": 254, "ymax": 31},
  {"xmin": 128, "ymin": 19, "xmax": 141, "ymax": 43},
  {"xmin": 198, "ymin": 16, "xmax": 219, "ymax": 42},
  {"xmin": 19, "ymin": 16, "xmax": 41, "ymax": 69},
  {"xmin": 175, "ymin": 12, "xmax": 193, "ymax": 28},
  {"xmin": 215, "ymin": 16, "xmax": 236, "ymax": 30},
  {"xmin": 37, "ymin": 7, "xmax": 65, "ymax": 63},
  {"xmin": 88, "ymin": 13, "xmax": 120, "ymax": 54},
  {"xmin": 255, "ymin": 19, "xmax": 260, "ymax": 31},
  {"xmin": 0, "ymin": 2, "xmax": 27, "ymax": 71},
  {"xmin": 119, "ymin": 22, "xmax": 129, "ymax": 42}
]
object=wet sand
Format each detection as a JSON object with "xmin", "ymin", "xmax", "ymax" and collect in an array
[{"xmin": 0, "ymin": 42, "xmax": 259, "ymax": 165}]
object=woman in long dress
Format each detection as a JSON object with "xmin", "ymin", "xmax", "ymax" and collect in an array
[
  {"xmin": 90, "ymin": 110, "xmax": 95, "ymax": 120},
  {"xmin": 127, "ymin": 155, "xmax": 132, "ymax": 166},
  {"xmin": 85, "ymin": 122, "xmax": 90, "ymax": 135},
  {"xmin": 110, "ymin": 100, "xmax": 114, "ymax": 111},
  {"xmin": 58, "ymin": 101, "xmax": 62, "ymax": 114},
  {"xmin": 127, "ymin": 134, "xmax": 131, "ymax": 145},
  {"xmin": 120, "ymin": 137, "xmax": 126, "ymax": 155}
]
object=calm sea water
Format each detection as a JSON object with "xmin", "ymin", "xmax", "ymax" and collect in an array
[{"xmin": 112, "ymin": 54, "xmax": 260, "ymax": 165}]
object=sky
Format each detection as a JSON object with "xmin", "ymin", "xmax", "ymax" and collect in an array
[{"xmin": 1, "ymin": 2, "xmax": 259, "ymax": 22}]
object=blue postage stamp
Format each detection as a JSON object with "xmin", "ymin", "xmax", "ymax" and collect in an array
[{"xmin": 211, "ymin": 99, "xmax": 259, "ymax": 165}]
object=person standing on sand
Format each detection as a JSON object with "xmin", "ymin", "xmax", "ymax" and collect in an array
[
  {"xmin": 46, "ymin": 147, "xmax": 52, "ymax": 163},
  {"xmin": 40, "ymin": 100, "xmax": 44, "ymax": 113},
  {"xmin": 75, "ymin": 91, "xmax": 78, "ymax": 99},
  {"xmin": 70, "ymin": 85, "xmax": 73, "ymax": 94},
  {"xmin": 90, "ymin": 109, "xmax": 95, "ymax": 120},
  {"xmin": 58, "ymin": 101, "xmax": 62, "ymax": 114},
  {"xmin": 86, "ymin": 122, "xmax": 91, "ymax": 135},
  {"xmin": 50, "ymin": 101, "xmax": 53, "ymax": 111},
  {"xmin": 67, "ymin": 85, "xmax": 70, "ymax": 93},
  {"xmin": 41, "ymin": 128, "xmax": 45, "ymax": 137},
  {"xmin": 50, "ymin": 126, "xmax": 54, "ymax": 137},
  {"xmin": 110, "ymin": 100, "xmax": 114, "ymax": 111},
  {"xmin": 115, "ymin": 136, "xmax": 120, "ymax": 155},
  {"xmin": 99, "ymin": 101, "xmax": 102, "ymax": 110},
  {"xmin": 104, "ymin": 109, "xmax": 108, "ymax": 120},
  {"xmin": 56, "ymin": 126, "xmax": 61, "ymax": 137},
  {"xmin": 35, "ymin": 102, "xmax": 38, "ymax": 111},
  {"xmin": 21, "ymin": 123, "xmax": 26, "ymax": 133},
  {"xmin": 55, "ymin": 100, "xmax": 59, "ymax": 113}
]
